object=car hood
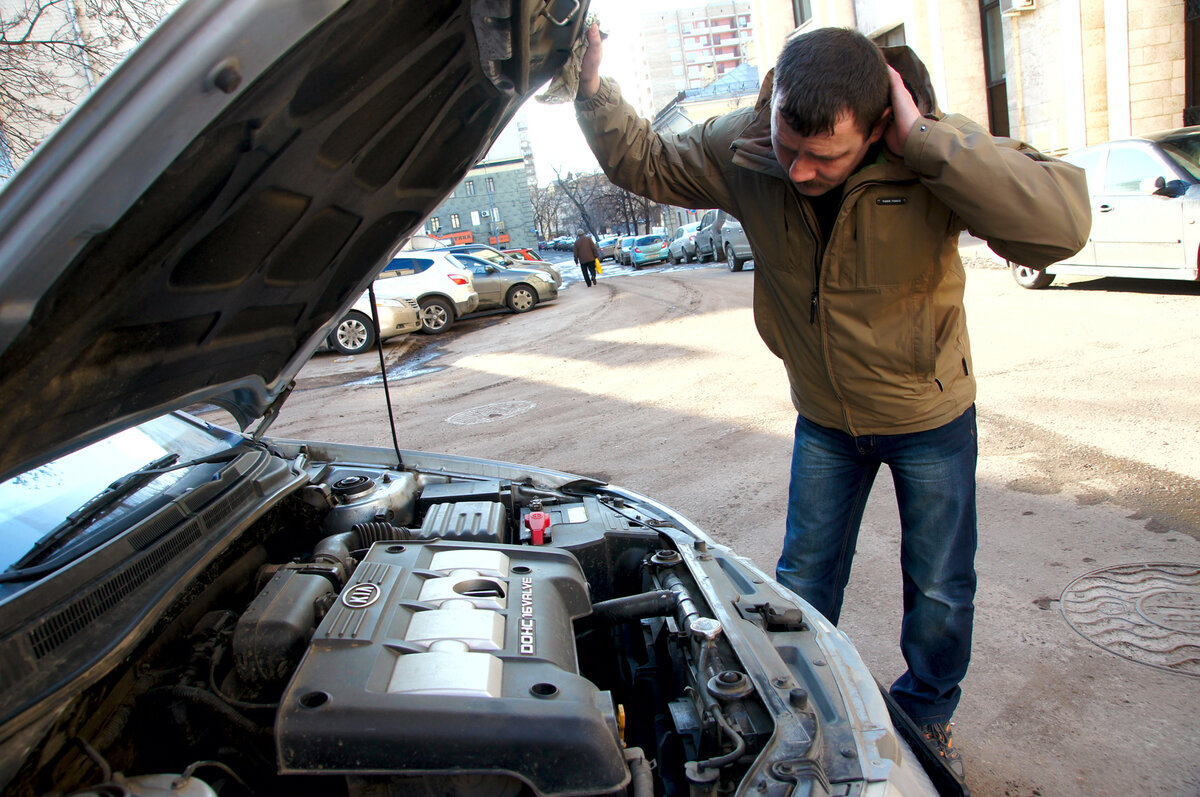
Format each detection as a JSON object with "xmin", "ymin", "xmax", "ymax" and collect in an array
[{"xmin": 0, "ymin": 0, "xmax": 586, "ymax": 483}]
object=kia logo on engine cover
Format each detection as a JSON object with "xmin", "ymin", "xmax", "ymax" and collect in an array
[{"xmin": 342, "ymin": 582, "xmax": 381, "ymax": 609}]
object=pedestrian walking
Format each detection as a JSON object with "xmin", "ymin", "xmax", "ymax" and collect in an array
[
  {"xmin": 573, "ymin": 229, "xmax": 599, "ymax": 287},
  {"xmin": 573, "ymin": 23, "xmax": 1090, "ymax": 776}
]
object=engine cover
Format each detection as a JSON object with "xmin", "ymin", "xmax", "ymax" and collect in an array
[{"xmin": 276, "ymin": 541, "xmax": 628, "ymax": 796}]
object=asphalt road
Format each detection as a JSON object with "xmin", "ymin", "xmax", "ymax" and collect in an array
[{"xmin": 267, "ymin": 249, "xmax": 1200, "ymax": 797}]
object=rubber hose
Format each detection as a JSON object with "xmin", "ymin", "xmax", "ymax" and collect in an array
[
  {"xmin": 588, "ymin": 590, "xmax": 677, "ymax": 623},
  {"xmin": 697, "ymin": 705, "xmax": 746, "ymax": 771},
  {"xmin": 155, "ymin": 685, "xmax": 268, "ymax": 738},
  {"xmin": 624, "ymin": 747, "xmax": 655, "ymax": 797}
]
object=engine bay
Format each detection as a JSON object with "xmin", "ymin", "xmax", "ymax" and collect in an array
[{"xmin": 6, "ymin": 454, "xmax": 790, "ymax": 797}]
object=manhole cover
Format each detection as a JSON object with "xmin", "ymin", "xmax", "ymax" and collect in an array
[
  {"xmin": 1061, "ymin": 563, "xmax": 1200, "ymax": 676},
  {"xmin": 445, "ymin": 400, "xmax": 536, "ymax": 426}
]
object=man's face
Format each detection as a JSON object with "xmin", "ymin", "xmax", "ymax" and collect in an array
[{"xmin": 770, "ymin": 101, "xmax": 885, "ymax": 196}]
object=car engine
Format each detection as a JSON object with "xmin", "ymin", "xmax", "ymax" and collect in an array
[{"xmin": 10, "ymin": 455, "xmax": 788, "ymax": 797}]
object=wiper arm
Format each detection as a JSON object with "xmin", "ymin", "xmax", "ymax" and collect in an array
[{"xmin": 8, "ymin": 453, "xmax": 180, "ymax": 572}]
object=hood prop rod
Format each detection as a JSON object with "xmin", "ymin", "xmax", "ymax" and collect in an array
[{"xmin": 368, "ymin": 283, "xmax": 404, "ymax": 469}]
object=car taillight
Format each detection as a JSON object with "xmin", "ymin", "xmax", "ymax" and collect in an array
[
  {"xmin": 634, "ymin": 247, "xmax": 642, "ymax": 253},
  {"xmin": 449, "ymin": 275, "xmax": 469, "ymax": 285}
]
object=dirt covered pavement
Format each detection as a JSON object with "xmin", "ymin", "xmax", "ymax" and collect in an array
[{"xmin": 268, "ymin": 257, "xmax": 1200, "ymax": 797}]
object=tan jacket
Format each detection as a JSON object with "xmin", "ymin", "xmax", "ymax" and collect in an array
[{"xmin": 575, "ymin": 75, "xmax": 1090, "ymax": 435}]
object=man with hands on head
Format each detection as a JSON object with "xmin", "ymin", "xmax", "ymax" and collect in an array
[{"xmin": 573, "ymin": 23, "xmax": 1089, "ymax": 778}]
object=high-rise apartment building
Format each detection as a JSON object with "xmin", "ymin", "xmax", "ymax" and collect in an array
[{"xmin": 639, "ymin": 2, "xmax": 756, "ymax": 114}]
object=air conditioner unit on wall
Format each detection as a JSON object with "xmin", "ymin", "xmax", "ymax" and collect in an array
[
  {"xmin": 1000, "ymin": 0, "xmax": 1035, "ymax": 14},
  {"xmin": 480, "ymin": 210, "xmax": 490, "ymax": 218}
]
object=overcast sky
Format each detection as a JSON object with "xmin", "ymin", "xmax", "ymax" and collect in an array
[{"xmin": 505, "ymin": 0, "xmax": 689, "ymax": 184}]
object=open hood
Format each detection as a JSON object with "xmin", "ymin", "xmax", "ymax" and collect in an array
[{"xmin": 0, "ymin": 0, "xmax": 585, "ymax": 482}]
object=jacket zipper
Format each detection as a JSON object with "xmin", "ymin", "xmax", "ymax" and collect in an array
[{"xmin": 791, "ymin": 175, "xmax": 911, "ymax": 434}]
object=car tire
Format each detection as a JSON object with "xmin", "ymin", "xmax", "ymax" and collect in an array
[
  {"xmin": 1010, "ymin": 262, "xmax": 1054, "ymax": 289},
  {"xmin": 418, "ymin": 296, "xmax": 455, "ymax": 334},
  {"xmin": 506, "ymin": 284, "xmax": 538, "ymax": 313},
  {"xmin": 329, "ymin": 310, "xmax": 376, "ymax": 355},
  {"xmin": 726, "ymin": 244, "xmax": 744, "ymax": 272},
  {"xmin": 668, "ymin": 251, "xmax": 677, "ymax": 264}
]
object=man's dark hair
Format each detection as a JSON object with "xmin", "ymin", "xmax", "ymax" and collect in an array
[{"xmin": 773, "ymin": 27, "xmax": 889, "ymax": 137}]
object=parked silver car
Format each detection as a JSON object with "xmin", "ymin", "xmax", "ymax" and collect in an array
[
  {"xmin": 442, "ymin": 243, "xmax": 562, "ymax": 286},
  {"xmin": 0, "ymin": 3, "xmax": 950, "ymax": 796},
  {"xmin": 667, "ymin": 221, "xmax": 702, "ymax": 263},
  {"xmin": 1011, "ymin": 127, "xmax": 1198, "ymax": 288},
  {"xmin": 696, "ymin": 209, "xmax": 754, "ymax": 270},
  {"xmin": 598, "ymin": 235, "xmax": 619, "ymax": 260},
  {"xmin": 452, "ymin": 253, "xmax": 558, "ymax": 312}
]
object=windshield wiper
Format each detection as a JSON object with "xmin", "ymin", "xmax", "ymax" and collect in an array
[{"xmin": 6, "ymin": 453, "xmax": 180, "ymax": 574}]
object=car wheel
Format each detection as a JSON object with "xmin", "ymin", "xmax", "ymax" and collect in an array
[
  {"xmin": 418, "ymin": 296, "xmax": 454, "ymax": 334},
  {"xmin": 506, "ymin": 284, "xmax": 538, "ymax": 313},
  {"xmin": 329, "ymin": 310, "xmax": 376, "ymax": 355},
  {"xmin": 1010, "ymin": 262, "xmax": 1054, "ymax": 289},
  {"xmin": 668, "ymin": 251, "xmax": 677, "ymax": 264},
  {"xmin": 726, "ymin": 244, "xmax": 744, "ymax": 272}
]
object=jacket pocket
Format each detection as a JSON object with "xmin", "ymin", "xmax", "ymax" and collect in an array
[{"xmin": 854, "ymin": 185, "xmax": 947, "ymax": 288}]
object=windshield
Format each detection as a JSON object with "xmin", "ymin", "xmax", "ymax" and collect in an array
[
  {"xmin": 465, "ymin": 248, "xmax": 511, "ymax": 266},
  {"xmin": 0, "ymin": 414, "xmax": 235, "ymax": 572},
  {"xmin": 1160, "ymin": 133, "xmax": 1200, "ymax": 181}
]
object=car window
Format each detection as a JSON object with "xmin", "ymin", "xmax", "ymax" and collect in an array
[
  {"xmin": 1160, "ymin": 134, "xmax": 1200, "ymax": 181},
  {"xmin": 385, "ymin": 257, "xmax": 434, "ymax": 275},
  {"xmin": 1064, "ymin": 148, "xmax": 1104, "ymax": 193},
  {"xmin": 636, "ymin": 236, "xmax": 663, "ymax": 245},
  {"xmin": 1103, "ymin": 147, "xmax": 1170, "ymax": 193}
]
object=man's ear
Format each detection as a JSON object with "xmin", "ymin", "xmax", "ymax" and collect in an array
[{"xmin": 869, "ymin": 107, "xmax": 892, "ymax": 144}]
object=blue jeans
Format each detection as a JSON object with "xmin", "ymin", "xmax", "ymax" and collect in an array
[{"xmin": 777, "ymin": 406, "xmax": 978, "ymax": 724}]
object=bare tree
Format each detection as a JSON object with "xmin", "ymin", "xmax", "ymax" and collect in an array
[
  {"xmin": 529, "ymin": 182, "xmax": 565, "ymax": 241},
  {"xmin": 0, "ymin": 0, "xmax": 173, "ymax": 167}
]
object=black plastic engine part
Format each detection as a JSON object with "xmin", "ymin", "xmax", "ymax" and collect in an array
[
  {"xmin": 416, "ymin": 500, "xmax": 507, "ymax": 543},
  {"xmin": 417, "ymin": 479, "xmax": 514, "ymax": 513},
  {"xmin": 277, "ymin": 540, "xmax": 628, "ymax": 796},
  {"xmin": 232, "ymin": 567, "xmax": 334, "ymax": 687}
]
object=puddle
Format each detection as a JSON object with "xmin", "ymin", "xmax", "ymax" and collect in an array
[{"xmin": 350, "ymin": 346, "xmax": 445, "ymax": 386}]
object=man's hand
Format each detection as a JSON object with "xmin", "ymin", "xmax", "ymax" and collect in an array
[
  {"xmin": 883, "ymin": 65, "xmax": 921, "ymax": 156},
  {"xmin": 577, "ymin": 22, "xmax": 603, "ymax": 100}
]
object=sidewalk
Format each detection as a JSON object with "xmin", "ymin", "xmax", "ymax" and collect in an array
[{"xmin": 959, "ymin": 231, "xmax": 1008, "ymax": 269}]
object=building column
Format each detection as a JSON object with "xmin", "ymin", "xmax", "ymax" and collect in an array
[
  {"xmin": 1061, "ymin": 0, "xmax": 1088, "ymax": 150},
  {"xmin": 1105, "ymin": 0, "xmax": 1132, "ymax": 138}
]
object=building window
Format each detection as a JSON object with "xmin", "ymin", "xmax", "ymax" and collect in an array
[
  {"xmin": 491, "ymin": 207, "xmax": 501, "ymax": 221},
  {"xmin": 451, "ymin": 213, "xmax": 461, "ymax": 228},
  {"xmin": 429, "ymin": 217, "xmax": 441, "ymax": 232},
  {"xmin": 979, "ymin": 0, "xmax": 1010, "ymax": 136},
  {"xmin": 486, "ymin": 177, "xmax": 495, "ymax": 193},
  {"xmin": 672, "ymin": 65, "xmax": 684, "ymax": 76},
  {"xmin": 471, "ymin": 210, "xmax": 481, "ymax": 226},
  {"xmin": 792, "ymin": 0, "xmax": 811, "ymax": 26},
  {"xmin": 464, "ymin": 180, "xmax": 476, "ymax": 196}
]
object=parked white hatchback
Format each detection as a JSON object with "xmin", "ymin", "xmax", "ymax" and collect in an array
[{"xmin": 379, "ymin": 250, "xmax": 480, "ymax": 333}]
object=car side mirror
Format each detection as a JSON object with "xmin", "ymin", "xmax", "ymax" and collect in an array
[
  {"xmin": 1140, "ymin": 176, "xmax": 1166, "ymax": 194},
  {"xmin": 1153, "ymin": 178, "xmax": 1189, "ymax": 199}
]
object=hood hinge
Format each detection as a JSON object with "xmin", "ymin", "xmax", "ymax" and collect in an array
[{"xmin": 251, "ymin": 380, "xmax": 295, "ymax": 441}]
